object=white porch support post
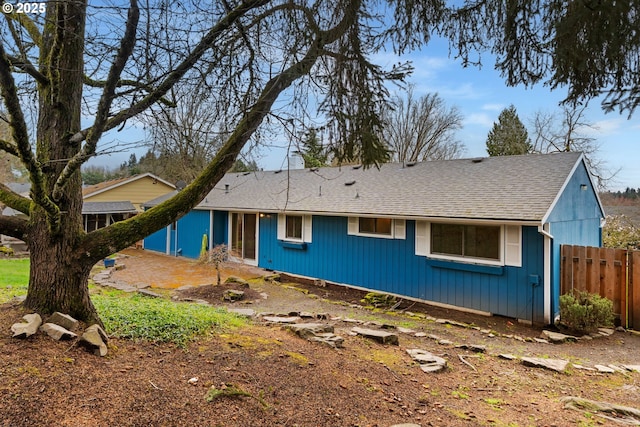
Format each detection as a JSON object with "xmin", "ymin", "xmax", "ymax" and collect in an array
[{"xmin": 538, "ymin": 223, "xmax": 553, "ymax": 324}]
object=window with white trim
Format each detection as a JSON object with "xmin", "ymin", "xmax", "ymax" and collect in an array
[
  {"xmin": 415, "ymin": 221, "xmax": 522, "ymax": 266},
  {"xmin": 277, "ymin": 214, "xmax": 312, "ymax": 243},
  {"xmin": 348, "ymin": 217, "xmax": 406, "ymax": 239}
]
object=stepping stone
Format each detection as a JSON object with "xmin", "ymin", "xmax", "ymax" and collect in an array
[
  {"xmin": 456, "ymin": 344, "xmax": 486, "ymax": 353},
  {"xmin": 622, "ymin": 365, "xmax": 640, "ymax": 373},
  {"xmin": 262, "ymin": 316, "xmax": 300, "ymax": 324},
  {"xmin": 351, "ymin": 327, "xmax": 399, "ymax": 345},
  {"xmin": 499, "ymin": 354, "xmax": 517, "ymax": 360},
  {"xmin": 540, "ymin": 330, "xmax": 577, "ymax": 343},
  {"xmin": 522, "ymin": 357, "xmax": 568, "ymax": 372},
  {"xmin": 406, "ymin": 349, "xmax": 447, "ymax": 373},
  {"xmin": 594, "ymin": 365, "xmax": 615, "ymax": 373},
  {"xmin": 572, "ymin": 364, "xmax": 596, "ymax": 372},
  {"xmin": 285, "ymin": 323, "xmax": 344, "ymax": 348},
  {"xmin": 598, "ymin": 328, "xmax": 615, "ymax": 336}
]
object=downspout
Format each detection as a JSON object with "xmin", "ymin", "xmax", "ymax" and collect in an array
[{"xmin": 538, "ymin": 224, "xmax": 553, "ymax": 324}]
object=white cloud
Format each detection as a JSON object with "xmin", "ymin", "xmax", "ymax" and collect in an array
[
  {"xmin": 482, "ymin": 103, "xmax": 503, "ymax": 111},
  {"xmin": 465, "ymin": 113, "xmax": 495, "ymax": 128}
]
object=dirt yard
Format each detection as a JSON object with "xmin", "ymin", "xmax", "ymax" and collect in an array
[{"xmin": 2, "ymin": 249, "xmax": 640, "ymax": 426}]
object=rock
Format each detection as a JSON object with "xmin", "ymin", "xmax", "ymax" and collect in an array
[
  {"xmin": 46, "ymin": 312, "xmax": 79, "ymax": 331},
  {"xmin": 223, "ymin": 289, "xmax": 245, "ymax": 301},
  {"xmin": 438, "ymin": 339, "xmax": 453, "ymax": 346},
  {"xmin": 285, "ymin": 323, "xmax": 344, "ymax": 348},
  {"xmin": 79, "ymin": 324, "xmax": 109, "ymax": 357},
  {"xmin": 522, "ymin": 357, "xmax": 568, "ymax": 372},
  {"xmin": 597, "ymin": 328, "xmax": 615, "ymax": 336},
  {"xmin": 138, "ymin": 289, "xmax": 162, "ymax": 298},
  {"xmin": 351, "ymin": 327, "xmax": 399, "ymax": 345},
  {"xmin": 499, "ymin": 354, "xmax": 517, "ymax": 360},
  {"xmin": 572, "ymin": 364, "xmax": 596, "ymax": 371},
  {"xmin": 286, "ymin": 323, "xmax": 334, "ymax": 338},
  {"xmin": 11, "ymin": 313, "xmax": 42, "ymax": 339},
  {"xmin": 390, "ymin": 424, "xmax": 422, "ymax": 427},
  {"xmin": 227, "ymin": 308, "xmax": 256, "ymax": 317},
  {"xmin": 406, "ymin": 349, "xmax": 447, "ymax": 373},
  {"xmin": 224, "ymin": 276, "xmax": 249, "ymax": 287},
  {"xmin": 534, "ymin": 338, "xmax": 549, "ymax": 344},
  {"xmin": 308, "ymin": 332, "xmax": 344, "ymax": 348},
  {"xmin": 262, "ymin": 316, "xmax": 300, "ymax": 324},
  {"xmin": 540, "ymin": 330, "xmax": 577, "ymax": 343},
  {"xmin": 594, "ymin": 364, "xmax": 615, "ymax": 373},
  {"xmin": 622, "ymin": 365, "xmax": 640, "ymax": 373},
  {"xmin": 456, "ymin": 344, "xmax": 486, "ymax": 353},
  {"xmin": 40, "ymin": 323, "xmax": 77, "ymax": 341},
  {"xmin": 397, "ymin": 326, "xmax": 416, "ymax": 334}
]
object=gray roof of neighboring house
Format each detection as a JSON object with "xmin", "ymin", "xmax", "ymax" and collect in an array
[
  {"xmin": 82, "ymin": 201, "xmax": 137, "ymax": 215},
  {"xmin": 188, "ymin": 151, "xmax": 593, "ymax": 222}
]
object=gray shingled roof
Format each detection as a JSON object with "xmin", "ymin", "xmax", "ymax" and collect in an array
[
  {"xmin": 82, "ymin": 201, "xmax": 137, "ymax": 215},
  {"xmin": 195, "ymin": 152, "xmax": 586, "ymax": 222}
]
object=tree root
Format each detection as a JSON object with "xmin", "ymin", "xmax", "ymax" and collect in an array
[{"xmin": 561, "ymin": 396, "xmax": 640, "ymax": 425}]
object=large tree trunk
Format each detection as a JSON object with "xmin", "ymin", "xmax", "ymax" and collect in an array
[
  {"xmin": 24, "ymin": 223, "xmax": 100, "ymax": 324},
  {"xmin": 22, "ymin": 1, "xmax": 99, "ymax": 323}
]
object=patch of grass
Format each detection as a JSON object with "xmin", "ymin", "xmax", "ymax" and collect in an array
[
  {"xmin": 0, "ymin": 258, "xmax": 29, "ymax": 303},
  {"xmin": 93, "ymin": 293, "xmax": 247, "ymax": 347},
  {"xmin": 484, "ymin": 398, "xmax": 504, "ymax": 411}
]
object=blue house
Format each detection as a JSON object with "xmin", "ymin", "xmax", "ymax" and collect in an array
[{"xmin": 144, "ymin": 152, "xmax": 604, "ymax": 325}]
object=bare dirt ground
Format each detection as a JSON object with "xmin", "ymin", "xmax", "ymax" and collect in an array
[{"xmin": 2, "ymin": 249, "xmax": 640, "ymax": 427}]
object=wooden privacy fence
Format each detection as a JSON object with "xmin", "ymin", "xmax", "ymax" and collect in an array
[{"xmin": 561, "ymin": 245, "xmax": 640, "ymax": 330}]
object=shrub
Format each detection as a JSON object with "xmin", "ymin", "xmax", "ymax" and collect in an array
[{"xmin": 559, "ymin": 291, "xmax": 614, "ymax": 334}]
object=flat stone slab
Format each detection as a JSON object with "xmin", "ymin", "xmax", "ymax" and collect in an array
[
  {"xmin": 540, "ymin": 330, "xmax": 577, "ymax": 343},
  {"xmin": 285, "ymin": 323, "xmax": 344, "ymax": 348},
  {"xmin": 262, "ymin": 316, "xmax": 301, "ymax": 324},
  {"xmin": 351, "ymin": 327, "xmax": 399, "ymax": 345},
  {"xmin": 456, "ymin": 344, "xmax": 486, "ymax": 353},
  {"xmin": 406, "ymin": 348, "xmax": 447, "ymax": 373},
  {"xmin": 522, "ymin": 357, "xmax": 568, "ymax": 372},
  {"xmin": 622, "ymin": 365, "xmax": 640, "ymax": 373}
]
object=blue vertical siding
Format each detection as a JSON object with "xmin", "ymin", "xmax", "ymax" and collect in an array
[
  {"xmin": 212, "ymin": 211, "xmax": 228, "ymax": 246},
  {"xmin": 175, "ymin": 210, "xmax": 210, "ymax": 258},
  {"xmin": 144, "ymin": 226, "xmax": 168, "ymax": 254},
  {"xmin": 546, "ymin": 162, "xmax": 603, "ymax": 320},
  {"xmin": 258, "ymin": 215, "xmax": 545, "ymax": 322}
]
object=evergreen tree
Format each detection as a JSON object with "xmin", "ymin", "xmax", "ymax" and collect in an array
[
  {"xmin": 486, "ymin": 105, "xmax": 532, "ymax": 156},
  {"xmin": 300, "ymin": 129, "xmax": 329, "ymax": 168}
]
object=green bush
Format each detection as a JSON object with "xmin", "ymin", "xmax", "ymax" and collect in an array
[{"xmin": 559, "ymin": 291, "xmax": 614, "ymax": 334}]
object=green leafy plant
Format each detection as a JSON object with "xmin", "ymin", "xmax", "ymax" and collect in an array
[
  {"xmin": 559, "ymin": 290, "xmax": 614, "ymax": 334},
  {"xmin": 361, "ymin": 292, "xmax": 397, "ymax": 308},
  {"xmin": 93, "ymin": 293, "xmax": 246, "ymax": 347}
]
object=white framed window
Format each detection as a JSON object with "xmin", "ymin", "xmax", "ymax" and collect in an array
[
  {"xmin": 415, "ymin": 221, "xmax": 522, "ymax": 267},
  {"xmin": 277, "ymin": 214, "xmax": 312, "ymax": 243},
  {"xmin": 348, "ymin": 217, "xmax": 406, "ymax": 240}
]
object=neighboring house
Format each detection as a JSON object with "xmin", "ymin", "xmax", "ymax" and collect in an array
[
  {"xmin": 82, "ymin": 173, "xmax": 175, "ymax": 231},
  {"xmin": 143, "ymin": 152, "xmax": 604, "ymax": 325}
]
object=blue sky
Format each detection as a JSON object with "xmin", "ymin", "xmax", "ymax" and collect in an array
[{"xmin": 93, "ymin": 35, "xmax": 639, "ymax": 192}]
